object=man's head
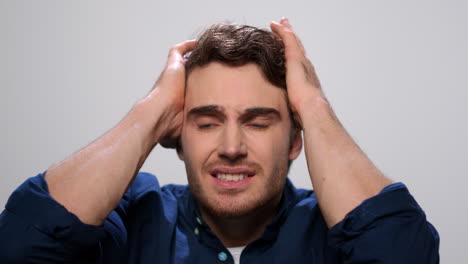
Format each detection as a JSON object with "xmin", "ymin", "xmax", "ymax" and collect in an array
[{"xmin": 177, "ymin": 23, "xmax": 302, "ymax": 219}]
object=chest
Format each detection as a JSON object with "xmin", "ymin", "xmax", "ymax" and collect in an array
[{"xmin": 119, "ymin": 213, "xmax": 336, "ymax": 264}]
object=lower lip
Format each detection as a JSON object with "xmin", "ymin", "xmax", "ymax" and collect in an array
[{"xmin": 212, "ymin": 175, "xmax": 254, "ymax": 189}]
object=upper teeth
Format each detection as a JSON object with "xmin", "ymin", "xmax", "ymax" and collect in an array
[{"xmin": 216, "ymin": 174, "xmax": 247, "ymax": 181}]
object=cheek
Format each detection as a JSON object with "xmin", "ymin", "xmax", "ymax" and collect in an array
[
  {"xmin": 181, "ymin": 127, "xmax": 216, "ymax": 168},
  {"xmin": 245, "ymin": 129, "xmax": 290, "ymax": 165}
]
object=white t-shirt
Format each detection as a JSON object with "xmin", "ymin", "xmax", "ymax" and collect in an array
[{"xmin": 227, "ymin": 246, "xmax": 246, "ymax": 264}]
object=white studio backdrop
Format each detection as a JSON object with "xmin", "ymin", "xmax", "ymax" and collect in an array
[{"xmin": 1, "ymin": 0, "xmax": 466, "ymax": 262}]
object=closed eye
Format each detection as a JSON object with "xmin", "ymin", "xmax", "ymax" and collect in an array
[
  {"xmin": 248, "ymin": 123, "xmax": 269, "ymax": 129},
  {"xmin": 198, "ymin": 123, "xmax": 218, "ymax": 130}
]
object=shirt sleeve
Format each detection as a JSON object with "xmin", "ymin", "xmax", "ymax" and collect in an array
[
  {"xmin": 0, "ymin": 172, "xmax": 113, "ymax": 263},
  {"xmin": 327, "ymin": 182, "xmax": 440, "ymax": 263}
]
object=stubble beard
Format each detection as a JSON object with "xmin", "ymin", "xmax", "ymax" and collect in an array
[{"xmin": 185, "ymin": 158, "xmax": 289, "ymax": 219}]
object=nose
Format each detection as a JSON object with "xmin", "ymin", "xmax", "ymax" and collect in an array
[{"xmin": 218, "ymin": 124, "xmax": 247, "ymax": 161}]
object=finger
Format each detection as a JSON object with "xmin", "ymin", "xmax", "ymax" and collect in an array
[
  {"xmin": 271, "ymin": 19, "xmax": 321, "ymax": 89},
  {"xmin": 280, "ymin": 18, "xmax": 307, "ymax": 56},
  {"xmin": 173, "ymin": 39, "xmax": 198, "ymax": 55},
  {"xmin": 280, "ymin": 17, "xmax": 291, "ymax": 28},
  {"xmin": 168, "ymin": 40, "xmax": 198, "ymax": 62},
  {"xmin": 270, "ymin": 20, "xmax": 304, "ymax": 61}
]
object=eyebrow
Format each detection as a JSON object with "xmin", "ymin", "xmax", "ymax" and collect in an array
[
  {"xmin": 240, "ymin": 107, "xmax": 282, "ymax": 122},
  {"xmin": 187, "ymin": 105, "xmax": 225, "ymax": 119},
  {"xmin": 187, "ymin": 105, "xmax": 281, "ymax": 122}
]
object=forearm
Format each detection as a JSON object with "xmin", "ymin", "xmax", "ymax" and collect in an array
[
  {"xmin": 43, "ymin": 37, "xmax": 195, "ymax": 226},
  {"xmin": 299, "ymin": 95, "xmax": 393, "ymax": 228},
  {"xmin": 45, "ymin": 96, "xmax": 165, "ymax": 226}
]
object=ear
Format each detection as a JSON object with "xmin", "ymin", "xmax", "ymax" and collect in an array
[
  {"xmin": 176, "ymin": 138, "xmax": 185, "ymax": 161},
  {"xmin": 176, "ymin": 147, "xmax": 185, "ymax": 161},
  {"xmin": 288, "ymin": 128, "xmax": 302, "ymax": 161}
]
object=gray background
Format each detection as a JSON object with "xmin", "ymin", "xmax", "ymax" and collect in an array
[{"xmin": 1, "ymin": 0, "xmax": 466, "ymax": 262}]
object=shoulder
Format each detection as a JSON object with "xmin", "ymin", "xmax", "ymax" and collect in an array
[
  {"xmin": 275, "ymin": 179, "xmax": 330, "ymax": 249},
  {"xmin": 125, "ymin": 172, "xmax": 189, "ymax": 203},
  {"xmin": 107, "ymin": 172, "xmax": 190, "ymax": 245},
  {"xmin": 281, "ymin": 179, "xmax": 325, "ymax": 228},
  {"xmin": 284, "ymin": 179, "xmax": 317, "ymax": 208}
]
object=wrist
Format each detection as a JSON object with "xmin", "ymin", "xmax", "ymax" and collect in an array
[
  {"xmin": 133, "ymin": 89, "xmax": 184, "ymax": 148},
  {"xmin": 128, "ymin": 97, "xmax": 167, "ymax": 148},
  {"xmin": 295, "ymin": 93, "xmax": 336, "ymax": 127}
]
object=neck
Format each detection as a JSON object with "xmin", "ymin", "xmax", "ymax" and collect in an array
[{"xmin": 199, "ymin": 195, "xmax": 282, "ymax": 248}]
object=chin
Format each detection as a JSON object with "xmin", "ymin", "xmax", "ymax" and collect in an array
[
  {"xmin": 186, "ymin": 165, "xmax": 288, "ymax": 219},
  {"xmin": 199, "ymin": 191, "xmax": 277, "ymax": 219}
]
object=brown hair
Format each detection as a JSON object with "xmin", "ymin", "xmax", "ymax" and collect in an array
[{"xmin": 184, "ymin": 22, "xmax": 286, "ymax": 90}]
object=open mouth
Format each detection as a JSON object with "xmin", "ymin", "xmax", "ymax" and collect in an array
[
  {"xmin": 210, "ymin": 168, "xmax": 256, "ymax": 182},
  {"xmin": 214, "ymin": 173, "xmax": 249, "ymax": 182}
]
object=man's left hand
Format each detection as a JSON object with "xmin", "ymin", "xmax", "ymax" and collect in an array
[{"xmin": 270, "ymin": 18, "xmax": 330, "ymax": 126}]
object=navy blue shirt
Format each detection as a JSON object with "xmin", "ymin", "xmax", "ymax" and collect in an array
[{"xmin": 0, "ymin": 172, "xmax": 439, "ymax": 263}]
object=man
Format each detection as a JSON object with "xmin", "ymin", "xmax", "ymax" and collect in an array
[{"xmin": 0, "ymin": 18, "xmax": 439, "ymax": 263}]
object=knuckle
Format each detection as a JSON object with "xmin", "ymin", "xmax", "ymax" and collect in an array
[
  {"xmin": 284, "ymin": 30, "xmax": 294, "ymax": 38},
  {"xmin": 169, "ymin": 46, "xmax": 177, "ymax": 54},
  {"xmin": 284, "ymin": 29, "xmax": 296, "ymax": 37},
  {"xmin": 169, "ymin": 44, "xmax": 183, "ymax": 54}
]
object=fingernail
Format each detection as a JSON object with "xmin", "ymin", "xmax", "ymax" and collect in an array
[{"xmin": 271, "ymin": 21, "xmax": 280, "ymax": 26}]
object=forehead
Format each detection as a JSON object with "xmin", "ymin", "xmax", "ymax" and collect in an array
[{"xmin": 185, "ymin": 62, "xmax": 288, "ymax": 113}]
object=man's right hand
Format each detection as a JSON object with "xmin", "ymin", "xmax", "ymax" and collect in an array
[
  {"xmin": 141, "ymin": 40, "xmax": 197, "ymax": 148},
  {"xmin": 45, "ymin": 40, "xmax": 197, "ymax": 226}
]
